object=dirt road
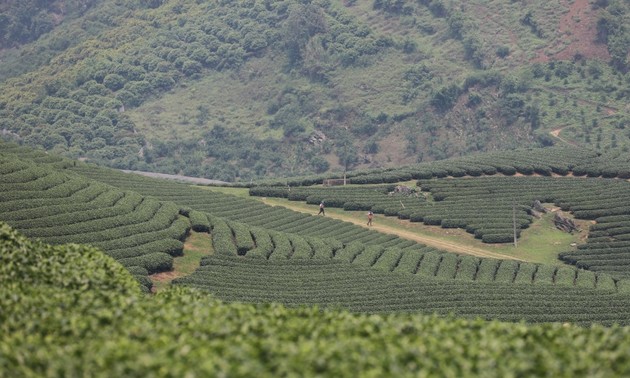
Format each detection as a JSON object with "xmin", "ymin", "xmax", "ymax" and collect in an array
[
  {"xmin": 261, "ymin": 198, "xmax": 523, "ymax": 261},
  {"xmin": 121, "ymin": 170, "xmax": 229, "ymax": 185}
]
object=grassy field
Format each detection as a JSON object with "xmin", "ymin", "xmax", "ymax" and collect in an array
[{"xmin": 127, "ymin": 56, "xmax": 288, "ymax": 142}]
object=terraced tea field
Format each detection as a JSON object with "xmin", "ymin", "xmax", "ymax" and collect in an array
[{"xmin": 4, "ymin": 142, "xmax": 630, "ymax": 325}]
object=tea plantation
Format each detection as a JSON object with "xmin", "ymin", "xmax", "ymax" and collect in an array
[
  {"xmin": 5, "ymin": 142, "xmax": 630, "ymax": 374},
  {"xmin": 5, "ymin": 222, "xmax": 630, "ymax": 377},
  {"xmin": 251, "ymin": 176, "xmax": 630, "ymax": 278}
]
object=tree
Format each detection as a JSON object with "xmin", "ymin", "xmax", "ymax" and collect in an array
[
  {"xmin": 463, "ymin": 36, "xmax": 484, "ymax": 68},
  {"xmin": 335, "ymin": 129, "xmax": 359, "ymax": 170},
  {"xmin": 363, "ymin": 139, "xmax": 379, "ymax": 154},
  {"xmin": 524, "ymin": 103, "xmax": 541, "ymax": 129},
  {"xmin": 373, "ymin": 0, "xmax": 405, "ymax": 13},
  {"xmin": 447, "ymin": 11, "xmax": 466, "ymax": 39},
  {"xmin": 311, "ymin": 156, "xmax": 329, "ymax": 173},
  {"xmin": 103, "ymin": 74, "xmax": 126, "ymax": 91},
  {"xmin": 284, "ymin": 3, "xmax": 327, "ymax": 66},
  {"xmin": 431, "ymin": 84, "xmax": 461, "ymax": 112},
  {"xmin": 301, "ymin": 36, "xmax": 332, "ymax": 82}
]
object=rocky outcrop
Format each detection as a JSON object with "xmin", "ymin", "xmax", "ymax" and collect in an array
[{"xmin": 554, "ymin": 212, "xmax": 579, "ymax": 233}]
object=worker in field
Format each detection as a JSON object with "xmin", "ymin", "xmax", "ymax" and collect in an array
[
  {"xmin": 367, "ymin": 210, "xmax": 374, "ymax": 226},
  {"xmin": 318, "ymin": 201, "xmax": 325, "ymax": 216}
]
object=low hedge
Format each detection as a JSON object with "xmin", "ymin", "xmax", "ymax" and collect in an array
[{"xmin": 482, "ymin": 234, "xmax": 514, "ymax": 244}]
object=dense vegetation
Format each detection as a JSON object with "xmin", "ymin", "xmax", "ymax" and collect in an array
[
  {"xmin": 5, "ymin": 143, "xmax": 630, "ymax": 324},
  {"xmin": 0, "ymin": 143, "xmax": 191, "ymax": 290},
  {"xmin": 1, "ymin": 0, "xmax": 630, "ymax": 360},
  {"xmin": 254, "ymin": 146, "xmax": 630, "ymax": 186},
  {"xmin": 0, "ymin": 0, "xmax": 99, "ymax": 49},
  {"xmin": 6, "ymin": 222, "xmax": 630, "ymax": 376},
  {"xmin": 175, "ymin": 254, "xmax": 630, "ymax": 324},
  {"xmin": 0, "ymin": 0, "xmax": 628, "ymax": 181}
]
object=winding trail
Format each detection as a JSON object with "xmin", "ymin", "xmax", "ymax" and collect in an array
[
  {"xmin": 261, "ymin": 198, "xmax": 523, "ymax": 261},
  {"xmin": 549, "ymin": 126, "xmax": 578, "ymax": 146}
]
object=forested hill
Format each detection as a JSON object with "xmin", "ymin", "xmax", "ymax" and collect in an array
[{"xmin": 0, "ymin": 0, "xmax": 628, "ymax": 181}]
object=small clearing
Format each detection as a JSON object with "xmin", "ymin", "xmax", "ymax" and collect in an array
[
  {"xmin": 549, "ymin": 126, "xmax": 578, "ymax": 146},
  {"xmin": 535, "ymin": 0, "xmax": 609, "ymax": 62},
  {"xmin": 150, "ymin": 231, "xmax": 213, "ymax": 292}
]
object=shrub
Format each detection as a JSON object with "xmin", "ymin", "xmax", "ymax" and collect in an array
[
  {"xmin": 410, "ymin": 213, "xmax": 424, "ymax": 222},
  {"xmin": 465, "ymin": 166, "xmax": 483, "ymax": 177},
  {"xmin": 497, "ymin": 166, "xmax": 517, "ymax": 175},
  {"xmin": 249, "ymin": 187, "xmax": 288, "ymax": 198},
  {"xmin": 423, "ymin": 216, "xmax": 442, "ymax": 226},
  {"xmin": 480, "ymin": 166, "xmax": 497, "ymax": 175},
  {"xmin": 288, "ymin": 192, "xmax": 310, "ymax": 201},
  {"xmin": 119, "ymin": 252, "xmax": 173, "ymax": 274},
  {"xmin": 189, "ymin": 210, "xmax": 210, "ymax": 232},
  {"xmin": 413, "ymin": 170, "xmax": 434, "ymax": 179},
  {"xmin": 482, "ymin": 234, "xmax": 514, "ymax": 243},
  {"xmin": 601, "ymin": 167, "xmax": 618, "ymax": 178},
  {"xmin": 211, "ymin": 220, "xmax": 238, "ymax": 256},
  {"xmin": 447, "ymin": 167, "xmax": 466, "ymax": 177},
  {"xmin": 441, "ymin": 219, "xmax": 467, "ymax": 228},
  {"xmin": 551, "ymin": 166, "xmax": 569, "ymax": 176},
  {"xmin": 343, "ymin": 202, "xmax": 371, "ymax": 211},
  {"xmin": 533, "ymin": 165, "xmax": 552, "ymax": 176},
  {"xmin": 572, "ymin": 166, "xmax": 587, "ymax": 176},
  {"xmin": 398, "ymin": 209, "xmax": 413, "ymax": 220},
  {"xmin": 433, "ymin": 169, "xmax": 448, "ymax": 178},
  {"xmin": 585, "ymin": 167, "xmax": 601, "ymax": 177},
  {"xmin": 514, "ymin": 165, "xmax": 534, "ymax": 175},
  {"xmin": 382, "ymin": 207, "xmax": 399, "ymax": 216}
]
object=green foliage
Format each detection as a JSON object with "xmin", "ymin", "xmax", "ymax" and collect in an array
[
  {"xmin": 188, "ymin": 210, "xmax": 211, "ymax": 233},
  {"xmin": 596, "ymin": 0, "xmax": 630, "ymax": 71},
  {"xmin": 431, "ymin": 84, "xmax": 462, "ymax": 112},
  {"xmin": 176, "ymin": 254, "xmax": 630, "ymax": 324},
  {"xmin": 5, "ymin": 226, "xmax": 630, "ymax": 376},
  {"xmin": 11, "ymin": 148, "xmax": 630, "ymax": 335},
  {"xmin": 373, "ymin": 0, "xmax": 406, "ymax": 14},
  {"xmin": 70, "ymin": 158, "xmax": 630, "ymax": 296},
  {"xmin": 0, "ymin": 149, "xmax": 191, "ymax": 277},
  {"xmin": 0, "ymin": 0, "xmax": 101, "ymax": 49},
  {"xmin": 0, "ymin": 0, "xmax": 628, "ymax": 181},
  {"xmin": 283, "ymin": 3, "xmax": 327, "ymax": 66},
  {"xmin": 521, "ymin": 9, "xmax": 545, "ymax": 38},
  {"xmin": 0, "ymin": 221, "xmax": 139, "ymax": 294}
]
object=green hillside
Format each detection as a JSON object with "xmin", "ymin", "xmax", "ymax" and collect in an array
[
  {"xmin": 5, "ymin": 221, "xmax": 630, "ymax": 376},
  {"xmin": 6, "ymin": 143, "xmax": 630, "ymax": 325},
  {"xmin": 7, "ymin": 141, "xmax": 630, "ymax": 372},
  {"xmin": 0, "ymin": 0, "xmax": 628, "ymax": 181}
]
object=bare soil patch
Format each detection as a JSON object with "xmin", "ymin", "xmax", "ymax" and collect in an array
[
  {"xmin": 535, "ymin": 0, "xmax": 609, "ymax": 62},
  {"xmin": 150, "ymin": 271, "xmax": 180, "ymax": 293}
]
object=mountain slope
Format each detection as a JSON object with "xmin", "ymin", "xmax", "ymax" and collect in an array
[{"xmin": 0, "ymin": 0, "xmax": 628, "ymax": 181}]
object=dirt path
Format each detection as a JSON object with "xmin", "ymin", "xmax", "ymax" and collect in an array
[
  {"xmin": 121, "ymin": 170, "xmax": 229, "ymax": 186},
  {"xmin": 539, "ymin": 85, "xmax": 620, "ymax": 115},
  {"xmin": 261, "ymin": 198, "xmax": 523, "ymax": 261},
  {"xmin": 549, "ymin": 126, "xmax": 578, "ymax": 146}
]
